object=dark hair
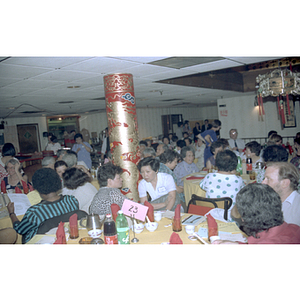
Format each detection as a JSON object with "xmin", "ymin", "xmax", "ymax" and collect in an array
[
  {"xmin": 236, "ymin": 183, "xmax": 283, "ymax": 238},
  {"xmin": 262, "ymin": 145, "xmax": 288, "ymax": 162},
  {"xmin": 32, "ymin": 168, "xmax": 62, "ymax": 195},
  {"xmin": 218, "ymin": 138, "xmax": 229, "ymax": 149},
  {"xmin": 172, "ymin": 135, "xmax": 178, "ymax": 142},
  {"xmin": 210, "ymin": 140, "xmax": 225, "ymax": 155},
  {"xmin": 245, "ymin": 141, "xmax": 261, "ymax": 156},
  {"xmin": 2, "ymin": 143, "xmax": 16, "ymax": 157},
  {"xmin": 74, "ymin": 133, "xmax": 83, "ymax": 140},
  {"xmin": 97, "ymin": 163, "xmax": 123, "ymax": 187},
  {"xmin": 62, "ymin": 167, "xmax": 91, "ymax": 189},
  {"xmin": 177, "ymin": 122, "xmax": 183, "ymax": 127},
  {"xmin": 176, "ymin": 140, "xmax": 186, "ymax": 148},
  {"xmin": 50, "ymin": 135, "xmax": 58, "ymax": 143},
  {"xmin": 294, "ymin": 137, "xmax": 300, "ymax": 145},
  {"xmin": 212, "ymin": 119, "xmax": 221, "ymax": 128},
  {"xmin": 137, "ymin": 157, "xmax": 160, "ymax": 172},
  {"xmin": 215, "ymin": 149, "xmax": 238, "ymax": 172},
  {"xmin": 139, "ymin": 140, "xmax": 148, "ymax": 147},
  {"xmin": 54, "ymin": 160, "xmax": 68, "ymax": 170},
  {"xmin": 162, "ymin": 136, "xmax": 170, "ymax": 143},
  {"xmin": 267, "ymin": 130, "xmax": 277, "ymax": 138},
  {"xmin": 184, "ymin": 137, "xmax": 192, "ymax": 144},
  {"xmin": 181, "ymin": 146, "xmax": 195, "ymax": 158},
  {"xmin": 159, "ymin": 149, "xmax": 178, "ymax": 164}
]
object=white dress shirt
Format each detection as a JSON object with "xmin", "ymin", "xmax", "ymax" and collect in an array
[{"xmin": 282, "ymin": 190, "xmax": 300, "ymax": 226}]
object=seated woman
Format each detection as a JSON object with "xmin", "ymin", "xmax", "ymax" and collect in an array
[
  {"xmin": 7, "ymin": 168, "xmax": 79, "ymax": 243},
  {"xmin": 89, "ymin": 163, "xmax": 127, "ymax": 216},
  {"xmin": 0, "ymin": 143, "xmax": 16, "ymax": 183},
  {"xmin": 158, "ymin": 150, "xmax": 185, "ymax": 207},
  {"xmin": 173, "ymin": 146, "xmax": 199, "ymax": 187},
  {"xmin": 205, "ymin": 139, "xmax": 225, "ymax": 170},
  {"xmin": 54, "ymin": 160, "xmax": 68, "ymax": 180},
  {"xmin": 243, "ymin": 141, "xmax": 263, "ymax": 169},
  {"xmin": 200, "ymin": 150, "xmax": 245, "ymax": 221},
  {"xmin": 194, "ymin": 136, "xmax": 206, "ymax": 171},
  {"xmin": 45, "ymin": 135, "xmax": 61, "ymax": 155},
  {"xmin": 62, "ymin": 167, "xmax": 97, "ymax": 213},
  {"xmin": 137, "ymin": 157, "xmax": 182, "ymax": 211},
  {"xmin": 3, "ymin": 158, "xmax": 28, "ymax": 192}
]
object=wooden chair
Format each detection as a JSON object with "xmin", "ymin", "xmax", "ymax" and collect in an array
[
  {"xmin": 187, "ymin": 194, "xmax": 233, "ymax": 220},
  {"xmin": 0, "ymin": 228, "xmax": 18, "ymax": 244},
  {"xmin": 36, "ymin": 210, "xmax": 88, "ymax": 235}
]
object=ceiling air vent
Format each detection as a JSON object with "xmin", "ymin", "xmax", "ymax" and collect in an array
[{"xmin": 21, "ymin": 111, "xmax": 44, "ymax": 114}]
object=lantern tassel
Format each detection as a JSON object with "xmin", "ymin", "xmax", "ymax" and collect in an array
[{"xmin": 286, "ymin": 94, "xmax": 291, "ymax": 115}]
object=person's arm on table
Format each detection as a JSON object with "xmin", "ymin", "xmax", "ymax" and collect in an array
[
  {"xmin": 7, "ymin": 202, "xmax": 20, "ymax": 224},
  {"xmin": 176, "ymin": 184, "xmax": 184, "ymax": 194}
]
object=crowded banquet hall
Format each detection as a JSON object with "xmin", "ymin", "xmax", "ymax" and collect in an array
[{"xmin": 1, "ymin": 54, "xmax": 300, "ymax": 250}]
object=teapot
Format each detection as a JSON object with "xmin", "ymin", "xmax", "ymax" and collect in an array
[{"xmin": 80, "ymin": 213, "xmax": 102, "ymax": 231}]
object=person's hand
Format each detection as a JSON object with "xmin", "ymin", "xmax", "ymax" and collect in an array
[
  {"xmin": 76, "ymin": 148, "xmax": 81, "ymax": 153},
  {"xmin": 7, "ymin": 202, "xmax": 15, "ymax": 214}
]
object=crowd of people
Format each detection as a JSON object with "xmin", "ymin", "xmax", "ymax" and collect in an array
[{"xmin": 1, "ymin": 120, "xmax": 300, "ymax": 244}]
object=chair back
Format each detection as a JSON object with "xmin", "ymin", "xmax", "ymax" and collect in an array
[
  {"xmin": 187, "ymin": 204, "xmax": 213, "ymax": 216},
  {"xmin": 37, "ymin": 210, "xmax": 88, "ymax": 235},
  {"xmin": 187, "ymin": 194, "xmax": 233, "ymax": 220}
]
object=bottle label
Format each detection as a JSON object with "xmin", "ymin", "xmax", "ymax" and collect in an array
[
  {"xmin": 117, "ymin": 227, "xmax": 130, "ymax": 244},
  {"xmin": 246, "ymin": 163, "xmax": 252, "ymax": 172},
  {"xmin": 104, "ymin": 234, "xmax": 118, "ymax": 244}
]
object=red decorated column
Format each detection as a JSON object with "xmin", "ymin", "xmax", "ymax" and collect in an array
[{"xmin": 103, "ymin": 73, "xmax": 141, "ymax": 202}]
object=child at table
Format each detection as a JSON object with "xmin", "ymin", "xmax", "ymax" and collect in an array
[
  {"xmin": 199, "ymin": 150, "xmax": 245, "ymax": 221},
  {"xmin": 7, "ymin": 168, "xmax": 79, "ymax": 243}
]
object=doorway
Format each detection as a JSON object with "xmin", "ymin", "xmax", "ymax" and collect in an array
[
  {"xmin": 161, "ymin": 114, "xmax": 183, "ymax": 136},
  {"xmin": 17, "ymin": 124, "xmax": 40, "ymax": 154}
]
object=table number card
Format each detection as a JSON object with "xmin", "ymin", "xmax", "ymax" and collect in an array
[{"xmin": 121, "ymin": 199, "xmax": 148, "ymax": 222}]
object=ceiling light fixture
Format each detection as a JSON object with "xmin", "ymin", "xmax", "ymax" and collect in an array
[
  {"xmin": 67, "ymin": 86, "xmax": 81, "ymax": 89},
  {"xmin": 256, "ymin": 62, "xmax": 300, "ymax": 125}
]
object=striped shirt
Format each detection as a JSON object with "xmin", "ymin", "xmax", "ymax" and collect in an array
[{"xmin": 13, "ymin": 195, "xmax": 79, "ymax": 243}]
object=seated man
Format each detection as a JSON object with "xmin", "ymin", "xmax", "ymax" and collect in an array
[
  {"xmin": 7, "ymin": 168, "xmax": 79, "ymax": 243},
  {"xmin": 262, "ymin": 162, "xmax": 300, "ymax": 226},
  {"xmin": 214, "ymin": 183, "xmax": 300, "ymax": 244}
]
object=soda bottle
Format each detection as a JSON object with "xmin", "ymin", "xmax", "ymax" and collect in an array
[
  {"xmin": 236, "ymin": 156, "xmax": 242, "ymax": 175},
  {"xmin": 116, "ymin": 211, "xmax": 130, "ymax": 244},
  {"xmin": 103, "ymin": 214, "xmax": 118, "ymax": 244},
  {"xmin": 246, "ymin": 157, "xmax": 252, "ymax": 174}
]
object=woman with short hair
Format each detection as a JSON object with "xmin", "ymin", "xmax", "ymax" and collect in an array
[
  {"xmin": 2, "ymin": 158, "xmax": 28, "ymax": 193},
  {"xmin": 0, "ymin": 143, "xmax": 16, "ymax": 183},
  {"xmin": 89, "ymin": 163, "xmax": 127, "ymax": 216},
  {"xmin": 62, "ymin": 167, "xmax": 97, "ymax": 213},
  {"xmin": 137, "ymin": 157, "xmax": 182, "ymax": 211},
  {"xmin": 173, "ymin": 146, "xmax": 199, "ymax": 187},
  {"xmin": 72, "ymin": 133, "xmax": 92, "ymax": 169}
]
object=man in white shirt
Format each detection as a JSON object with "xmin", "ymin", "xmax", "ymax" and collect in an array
[
  {"xmin": 262, "ymin": 162, "xmax": 300, "ymax": 226},
  {"xmin": 228, "ymin": 129, "xmax": 245, "ymax": 153}
]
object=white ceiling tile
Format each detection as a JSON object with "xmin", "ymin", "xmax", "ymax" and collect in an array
[
  {"xmin": 0, "ymin": 64, "xmax": 52, "ymax": 79},
  {"xmin": 3, "ymin": 57, "xmax": 93, "ymax": 68}
]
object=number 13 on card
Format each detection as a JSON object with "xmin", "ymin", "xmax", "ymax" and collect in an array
[{"xmin": 121, "ymin": 199, "xmax": 148, "ymax": 221}]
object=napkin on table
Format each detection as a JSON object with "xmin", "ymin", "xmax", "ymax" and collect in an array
[
  {"xmin": 1, "ymin": 180, "xmax": 6, "ymax": 193},
  {"xmin": 53, "ymin": 221, "xmax": 66, "ymax": 244},
  {"xmin": 174, "ymin": 204, "xmax": 181, "ymax": 219},
  {"xmin": 69, "ymin": 213, "xmax": 78, "ymax": 226},
  {"xmin": 144, "ymin": 201, "xmax": 154, "ymax": 222},
  {"xmin": 207, "ymin": 213, "xmax": 218, "ymax": 238},
  {"xmin": 110, "ymin": 203, "xmax": 121, "ymax": 221},
  {"xmin": 15, "ymin": 186, "xmax": 22, "ymax": 194},
  {"xmin": 169, "ymin": 232, "xmax": 183, "ymax": 244}
]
